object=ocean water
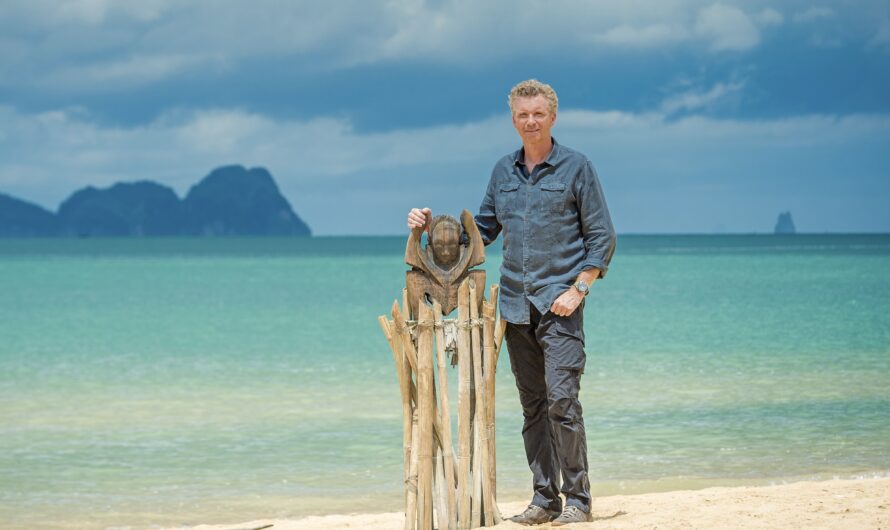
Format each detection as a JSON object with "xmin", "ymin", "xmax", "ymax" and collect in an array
[{"xmin": 1, "ymin": 235, "xmax": 888, "ymax": 529}]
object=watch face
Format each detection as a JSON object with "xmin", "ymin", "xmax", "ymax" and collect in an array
[{"xmin": 576, "ymin": 281, "xmax": 588, "ymax": 293}]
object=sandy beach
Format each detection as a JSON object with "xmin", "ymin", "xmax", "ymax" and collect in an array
[{"xmin": 180, "ymin": 477, "xmax": 890, "ymax": 530}]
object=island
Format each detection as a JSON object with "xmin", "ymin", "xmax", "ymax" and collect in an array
[{"xmin": 0, "ymin": 165, "xmax": 311, "ymax": 237}]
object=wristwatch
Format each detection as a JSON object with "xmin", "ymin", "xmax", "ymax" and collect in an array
[{"xmin": 573, "ymin": 280, "xmax": 589, "ymax": 296}]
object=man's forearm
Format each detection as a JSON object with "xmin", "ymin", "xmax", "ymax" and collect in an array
[{"xmin": 576, "ymin": 267, "xmax": 601, "ymax": 287}]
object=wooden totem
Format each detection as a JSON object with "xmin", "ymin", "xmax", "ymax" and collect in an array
[{"xmin": 378, "ymin": 209, "xmax": 506, "ymax": 530}]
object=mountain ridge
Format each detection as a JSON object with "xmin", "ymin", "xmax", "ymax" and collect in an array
[{"xmin": 0, "ymin": 165, "xmax": 311, "ymax": 237}]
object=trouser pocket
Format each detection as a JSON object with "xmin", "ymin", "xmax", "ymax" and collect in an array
[{"xmin": 538, "ymin": 310, "xmax": 586, "ymax": 373}]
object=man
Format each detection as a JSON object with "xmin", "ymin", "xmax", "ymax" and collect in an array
[{"xmin": 407, "ymin": 79, "xmax": 616, "ymax": 526}]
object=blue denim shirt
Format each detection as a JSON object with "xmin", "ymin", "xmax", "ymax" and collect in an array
[{"xmin": 475, "ymin": 138, "xmax": 616, "ymax": 324}]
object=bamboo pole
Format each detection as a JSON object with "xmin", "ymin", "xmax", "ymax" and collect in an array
[
  {"xmin": 392, "ymin": 302, "xmax": 418, "ymax": 373},
  {"xmin": 377, "ymin": 316, "xmax": 414, "ymax": 522},
  {"xmin": 491, "ymin": 283, "xmax": 505, "ymax": 363},
  {"xmin": 430, "ymin": 381, "xmax": 448, "ymax": 530},
  {"xmin": 489, "ymin": 284, "xmax": 504, "ymax": 523},
  {"xmin": 481, "ymin": 301, "xmax": 502, "ymax": 524},
  {"xmin": 456, "ymin": 279, "xmax": 473, "ymax": 529},
  {"xmin": 494, "ymin": 319, "xmax": 506, "ymax": 362},
  {"xmin": 384, "ymin": 283, "xmax": 505, "ymax": 529},
  {"xmin": 403, "ymin": 288, "xmax": 411, "ymax": 321},
  {"xmin": 472, "ymin": 420, "xmax": 483, "ymax": 527},
  {"xmin": 408, "ymin": 409, "xmax": 420, "ymax": 530},
  {"xmin": 392, "ymin": 302, "xmax": 452, "ymax": 449},
  {"xmin": 433, "ymin": 300, "xmax": 458, "ymax": 530},
  {"xmin": 435, "ymin": 446, "xmax": 449, "ymax": 530},
  {"xmin": 416, "ymin": 302, "xmax": 435, "ymax": 530},
  {"xmin": 391, "ymin": 302, "xmax": 423, "ymax": 529},
  {"xmin": 378, "ymin": 314, "xmax": 418, "ymax": 529},
  {"xmin": 469, "ymin": 280, "xmax": 490, "ymax": 526}
]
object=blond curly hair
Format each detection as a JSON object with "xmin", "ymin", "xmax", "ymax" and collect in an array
[{"xmin": 508, "ymin": 79, "xmax": 558, "ymax": 114}]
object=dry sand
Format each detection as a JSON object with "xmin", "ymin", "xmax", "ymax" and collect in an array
[{"xmin": 182, "ymin": 477, "xmax": 890, "ymax": 530}]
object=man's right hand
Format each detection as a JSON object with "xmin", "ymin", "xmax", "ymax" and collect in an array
[{"xmin": 407, "ymin": 207, "xmax": 432, "ymax": 232}]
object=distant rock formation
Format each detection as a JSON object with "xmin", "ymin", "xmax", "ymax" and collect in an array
[
  {"xmin": 774, "ymin": 211, "xmax": 796, "ymax": 234},
  {"xmin": 0, "ymin": 165, "xmax": 311, "ymax": 237},
  {"xmin": 182, "ymin": 165, "xmax": 310, "ymax": 236},
  {"xmin": 0, "ymin": 193, "xmax": 59, "ymax": 237},
  {"xmin": 58, "ymin": 181, "xmax": 182, "ymax": 237}
]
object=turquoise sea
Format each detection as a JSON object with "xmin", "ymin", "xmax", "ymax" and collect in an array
[{"xmin": 1, "ymin": 235, "xmax": 889, "ymax": 529}]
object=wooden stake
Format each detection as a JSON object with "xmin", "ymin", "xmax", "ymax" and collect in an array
[
  {"xmin": 392, "ymin": 302, "xmax": 418, "ymax": 373},
  {"xmin": 383, "ymin": 282, "xmax": 505, "ymax": 529},
  {"xmin": 378, "ymin": 314, "xmax": 418, "ymax": 528},
  {"xmin": 456, "ymin": 279, "xmax": 473, "ymax": 529},
  {"xmin": 393, "ymin": 302, "xmax": 452, "ymax": 449},
  {"xmin": 433, "ymin": 300, "xmax": 458, "ymax": 530},
  {"xmin": 378, "ymin": 316, "xmax": 414, "ymax": 520},
  {"xmin": 435, "ymin": 445, "xmax": 449, "ymax": 530},
  {"xmin": 469, "ymin": 279, "xmax": 490, "ymax": 526},
  {"xmin": 417, "ymin": 302, "xmax": 435, "ymax": 530},
  {"xmin": 408, "ymin": 409, "xmax": 420, "ymax": 530},
  {"xmin": 481, "ymin": 301, "xmax": 502, "ymax": 524},
  {"xmin": 491, "ymin": 282, "xmax": 506, "ymax": 363},
  {"xmin": 391, "ymin": 302, "xmax": 422, "ymax": 529},
  {"xmin": 494, "ymin": 320, "xmax": 506, "ymax": 364},
  {"xmin": 430, "ymin": 381, "xmax": 449, "ymax": 529},
  {"xmin": 403, "ymin": 287, "xmax": 412, "ymax": 321}
]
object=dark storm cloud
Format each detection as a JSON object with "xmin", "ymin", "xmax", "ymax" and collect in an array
[{"xmin": 0, "ymin": 0, "xmax": 888, "ymax": 233}]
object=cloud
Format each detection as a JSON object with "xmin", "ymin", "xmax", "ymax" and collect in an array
[
  {"xmin": 1, "ymin": 0, "xmax": 787, "ymax": 93},
  {"xmin": 870, "ymin": 17, "xmax": 890, "ymax": 48},
  {"xmin": 0, "ymin": 104, "xmax": 512, "ymax": 201},
  {"xmin": 2, "ymin": 103, "xmax": 888, "ymax": 233},
  {"xmin": 44, "ymin": 53, "xmax": 223, "ymax": 89},
  {"xmin": 695, "ymin": 4, "xmax": 761, "ymax": 52},
  {"xmin": 755, "ymin": 8, "xmax": 784, "ymax": 27},
  {"xmin": 1, "ymin": 0, "xmax": 168, "ymax": 27},
  {"xmin": 660, "ymin": 81, "xmax": 745, "ymax": 114},
  {"xmin": 348, "ymin": 1, "xmax": 691, "ymax": 63},
  {"xmin": 792, "ymin": 7, "xmax": 835, "ymax": 24},
  {"xmin": 591, "ymin": 24, "xmax": 690, "ymax": 48}
]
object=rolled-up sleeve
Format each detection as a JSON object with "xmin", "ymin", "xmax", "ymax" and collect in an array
[
  {"xmin": 474, "ymin": 172, "xmax": 502, "ymax": 245},
  {"xmin": 577, "ymin": 161, "xmax": 617, "ymax": 277}
]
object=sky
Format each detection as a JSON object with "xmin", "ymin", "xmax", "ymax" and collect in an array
[{"xmin": 0, "ymin": 0, "xmax": 888, "ymax": 235}]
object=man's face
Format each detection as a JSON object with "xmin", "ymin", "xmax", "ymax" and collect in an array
[{"xmin": 512, "ymin": 95, "xmax": 556, "ymax": 145}]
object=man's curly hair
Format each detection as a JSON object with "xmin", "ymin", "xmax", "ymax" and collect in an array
[{"xmin": 508, "ymin": 79, "xmax": 558, "ymax": 115}]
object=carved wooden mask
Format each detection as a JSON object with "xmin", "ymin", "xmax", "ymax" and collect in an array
[{"xmin": 405, "ymin": 209, "xmax": 486, "ymax": 316}]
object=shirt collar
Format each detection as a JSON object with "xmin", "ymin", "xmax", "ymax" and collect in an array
[{"xmin": 513, "ymin": 137, "xmax": 563, "ymax": 168}]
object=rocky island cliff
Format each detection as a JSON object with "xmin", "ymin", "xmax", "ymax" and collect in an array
[{"xmin": 0, "ymin": 165, "xmax": 311, "ymax": 237}]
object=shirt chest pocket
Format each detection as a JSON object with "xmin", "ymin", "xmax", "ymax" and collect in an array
[
  {"xmin": 540, "ymin": 181, "xmax": 567, "ymax": 214},
  {"xmin": 495, "ymin": 182, "xmax": 521, "ymax": 220}
]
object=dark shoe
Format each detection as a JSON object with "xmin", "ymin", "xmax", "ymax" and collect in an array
[
  {"xmin": 509, "ymin": 504, "xmax": 560, "ymax": 525},
  {"xmin": 551, "ymin": 505, "xmax": 592, "ymax": 526}
]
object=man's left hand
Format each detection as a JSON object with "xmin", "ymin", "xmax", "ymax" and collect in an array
[{"xmin": 550, "ymin": 288, "xmax": 584, "ymax": 317}]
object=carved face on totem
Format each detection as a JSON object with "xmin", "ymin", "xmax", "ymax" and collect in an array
[
  {"xmin": 405, "ymin": 209, "xmax": 486, "ymax": 316},
  {"xmin": 430, "ymin": 217, "xmax": 461, "ymax": 269}
]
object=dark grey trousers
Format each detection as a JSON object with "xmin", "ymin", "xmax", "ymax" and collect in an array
[{"xmin": 505, "ymin": 303, "xmax": 591, "ymax": 513}]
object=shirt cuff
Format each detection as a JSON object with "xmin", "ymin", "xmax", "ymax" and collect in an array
[{"xmin": 580, "ymin": 258, "xmax": 609, "ymax": 278}]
